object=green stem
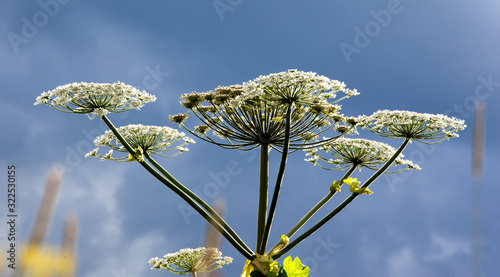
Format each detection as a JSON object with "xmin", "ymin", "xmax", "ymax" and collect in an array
[
  {"xmin": 361, "ymin": 138, "xmax": 411, "ymax": 189},
  {"xmin": 267, "ymin": 166, "xmax": 356, "ymax": 255},
  {"xmin": 144, "ymin": 152, "xmax": 253, "ymax": 256},
  {"xmin": 102, "ymin": 116, "xmax": 136, "ymax": 153},
  {"xmin": 259, "ymin": 103, "xmax": 293, "ymax": 254},
  {"xmin": 273, "ymin": 138, "xmax": 411, "ymax": 259},
  {"xmin": 289, "ymin": 166, "xmax": 355, "ymax": 237},
  {"xmin": 101, "ymin": 116, "xmax": 254, "ymax": 259},
  {"xmin": 256, "ymin": 144, "xmax": 269, "ymax": 254}
]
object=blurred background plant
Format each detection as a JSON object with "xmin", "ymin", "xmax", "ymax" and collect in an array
[
  {"xmin": 471, "ymin": 101, "xmax": 486, "ymax": 277},
  {"xmin": 2, "ymin": 167, "xmax": 78, "ymax": 277}
]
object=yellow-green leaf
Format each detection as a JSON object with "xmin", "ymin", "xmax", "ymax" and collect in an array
[
  {"xmin": 343, "ymin": 177, "xmax": 372, "ymax": 194},
  {"xmin": 282, "ymin": 256, "xmax": 309, "ymax": 277},
  {"xmin": 127, "ymin": 146, "xmax": 144, "ymax": 162},
  {"xmin": 343, "ymin": 177, "xmax": 360, "ymax": 187},
  {"xmin": 330, "ymin": 180, "xmax": 342, "ymax": 192},
  {"xmin": 349, "ymin": 186, "xmax": 373, "ymax": 194}
]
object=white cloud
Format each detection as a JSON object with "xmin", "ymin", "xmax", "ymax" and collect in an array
[
  {"xmin": 84, "ymin": 169, "xmax": 124, "ymax": 245},
  {"xmin": 53, "ymin": 162, "xmax": 169, "ymax": 277},
  {"xmin": 357, "ymin": 226, "xmax": 470, "ymax": 277},
  {"xmin": 358, "ymin": 229, "xmax": 384, "ymax": 273},
  {"xmin": 83, "ymin": 231, "xmax": 167, "ymax": 277},
  {"xmin": 49, "ymin": 163, "xmax": 127, "ymax": 275},
  {"xmin": 387, "ymin": 247, "xmax": 429, "ymax": 277},
  {"xmin": 423, "ymin": 234, "xmax": 470, "ymax": 262}
]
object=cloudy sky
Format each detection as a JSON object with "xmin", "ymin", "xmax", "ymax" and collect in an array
[{"xmin": 1, "ymin": 0, "xmax": 499, "ymax": 276}]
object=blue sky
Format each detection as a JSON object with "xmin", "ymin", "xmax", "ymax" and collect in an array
[{"xmin": 1, "ymin": 0, "xmax": 499, "ymax": 276}]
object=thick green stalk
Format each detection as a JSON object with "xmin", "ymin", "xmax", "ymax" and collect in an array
[
  {"xmin": 102, "ymin": 116, "xmax": 136, "ymax": 153},
  {"xmin": 273, "ymin": 138, "xmax": 411, "ymax": 259},
  {"xmin": 144, "ymin": 152, "xmax": 253, "ymax": 256},
  {"xmin": 101, "ymin": 116, "xmax": 254, "ymax": 259},
  {"xmin": 259, "ymin": 103, "xmax": 293, "ymax": 254},
  {"xmin": 256, "ymin": 144, "xmax": 270, "ymax": 254}
]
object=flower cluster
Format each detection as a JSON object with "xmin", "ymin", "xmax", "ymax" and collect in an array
[
  {"xmin": 305, "ymin": 138, "xmax": 420, "ymax": 172},
  {"xmin": 86, "ymin": 124, "xmax": 194, "ymax": 161},
  {"xmin": 173, "ymin": 70, "xmax": 361, "ymax": 151},
  {"xmin": 232, "ymin": 69, "xmax": 359, "ymax": 107},
  {"xmin": 149, "ymin": 247, "xmax": 233, "ymax": 275},
  {"xmin": 34, "ymin": 82, "xmax": 156, "ymax": 119},
  {"xmin": 364, "ymin": 110, "xmax": 466, "ymax": 144}
]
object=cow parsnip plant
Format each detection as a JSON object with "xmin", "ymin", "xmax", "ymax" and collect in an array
[{"xmin": 35, "ymin": 70, "xmax": 466, "ymax": 277}]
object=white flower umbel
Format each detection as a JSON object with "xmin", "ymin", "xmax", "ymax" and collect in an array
[
  {"xmin": 305, "ymin": 138, "xmax": 420, "ymax": 172},
  {"xmin": 364, "ymin": 110, "xmax": 466, "ymax": 144},
  {"xmin": 34, "ymin": 82, "xmax": 156, "ymax": 119},
  {"xmin": 149, "ymin": 247, "xmax": 233, "ymax": 276},
  {"xmin": 233, "ymin": 69, "xmax": 357, "ymax": 107},
  {"xmin": 87, "ymin": 124, "xmax": 194, "ymax": 161},
  {"xmin": 176, "ymin": 83, "xmax": 356, "ymax": 151}
]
